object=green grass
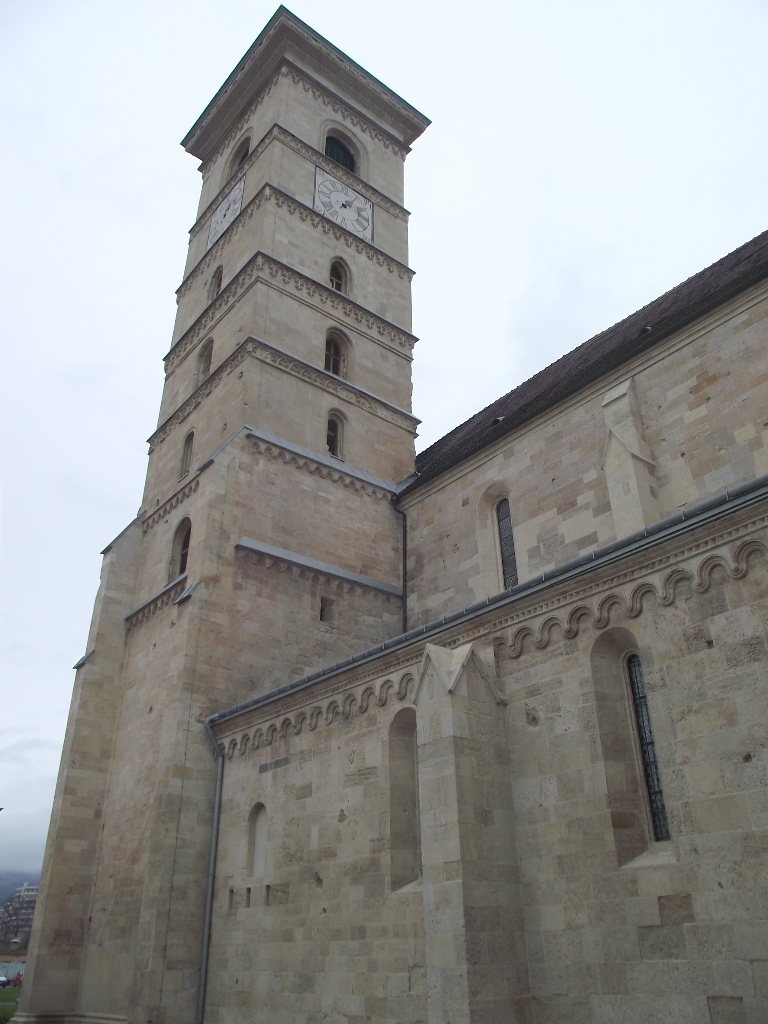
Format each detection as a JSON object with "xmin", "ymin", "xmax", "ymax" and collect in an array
[{"xmin": 0, "ymin": 985, "xmax": 21, "ymax": 1022}]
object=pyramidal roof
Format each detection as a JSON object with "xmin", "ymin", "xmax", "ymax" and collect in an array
[{"xmin": 182, "ymin": 6, "xmax": 430, "ymax": 163}]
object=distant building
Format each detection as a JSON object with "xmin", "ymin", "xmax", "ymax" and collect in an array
[{"xmin": 1, "ymin": 883, "xmax": 37, "ymax": 941}]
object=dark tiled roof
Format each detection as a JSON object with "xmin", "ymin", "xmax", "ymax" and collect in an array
[{"xmin": 408, "ymin": 228, "xmax": 768, "ymax": 493}]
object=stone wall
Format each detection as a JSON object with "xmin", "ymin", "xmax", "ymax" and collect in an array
[
  {"xmin": 211, "ymin": 494, "xmax": 768, "ymax": 1023},
  {"xmin": 402, "ymin": 282, "xmax": 768, "ymax": 628}
]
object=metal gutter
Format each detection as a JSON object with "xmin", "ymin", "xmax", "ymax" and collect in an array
[{"xmin": 194, "ymin": 721, "xmax": 225, "ymax": 1024}]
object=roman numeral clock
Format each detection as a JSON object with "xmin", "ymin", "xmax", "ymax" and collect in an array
[{"xmin": 313, "ymin": 167, "xmax": 373, "ymax": 242}]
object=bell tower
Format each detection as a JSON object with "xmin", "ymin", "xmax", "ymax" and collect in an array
[{"xmin": 20, "ymin": 9, "xmax": 429, "ymax": 1024}]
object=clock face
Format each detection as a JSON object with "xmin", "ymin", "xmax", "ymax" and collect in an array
[
  {"xmin": 207, "ymin": 176, "xmax": 245, "ymax": 250},
  {"xmin": 314, "ymin": 168, "xmax": 373, "ymax": 242}
]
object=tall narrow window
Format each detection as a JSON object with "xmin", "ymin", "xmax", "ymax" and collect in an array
[
  {"xmin": 389, "ymin": 708, "xmax": 420, "ymax": 890},
  {"xmin": 627, "ymin": 655, "xmax": 670, "ymax": 841},
  {"xmin": 247, "ymin": 803, "xmax": 267, "ymax": 877},
  {"xmin": 229, "ymin": 137, "xmax": 250, "ymax": 177},
  {"xmin": 170, "ymin": 518, "xmax": 191, "ymax": 580},
  {"xmin": 198, "ymin": 339, "xmax": 213, "ymax": 382},
  {"xmin": 208, "ymin": 267, "xmax": 223, "ymax": 303},
  {"xmin": 325, "ymin": 335, "xmax": 342, "ymax": 376},
  {"xmin": 179, "ymin": 431, "xmax": 194, "ymax": 479},
  {"xmin": 327, "ymin": 416, "xmax": 342, "ymax": 458},
  {"xmin": 325, "ymin": 135, "xmax": 356, "ymax": 173},
  {"xmin": 330, "ymin": 260, "xmax": 347, "ymax": 293},
  {"xmin": 496, "ymin": 498, "xmax": 518, "ymax": 589}
]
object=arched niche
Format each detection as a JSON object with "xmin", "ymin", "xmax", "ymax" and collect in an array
[
  {"xmin": 247, "ymin": 803, "xmax": 267, "ymax": 877},
  {"xmin": 389, "ymin": 707, "xmax": 420, "ymax": 890},
  {"xmin": 591, "ymin": 627, "xmax": 664, "ymax": 865}
]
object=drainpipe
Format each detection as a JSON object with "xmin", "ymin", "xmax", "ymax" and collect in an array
[
  {"xmin": 196, "ymin": 718, "xmax": 224, "ymax": 1024},
  {"xmin": 397, "ymin": 505, "xmax": 408, "ymax": 634}
]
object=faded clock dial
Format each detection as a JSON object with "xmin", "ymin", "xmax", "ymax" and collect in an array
[
  {"xmin": 314, "ymin": 168, "xmax": 373, "ymax": 242},
  {"xmin": 207, "ymin": 176, "xmax": 245, "ymax": 250}
]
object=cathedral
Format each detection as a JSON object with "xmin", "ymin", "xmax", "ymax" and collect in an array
[{"xmin": 19, "ymin": 8, "xmax": 768, "ymax": 1024}]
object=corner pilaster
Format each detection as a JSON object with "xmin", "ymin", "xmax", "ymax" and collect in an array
[{"xmin": 414, "ymin": 643, "xmax": 530, "ymax": 1024}]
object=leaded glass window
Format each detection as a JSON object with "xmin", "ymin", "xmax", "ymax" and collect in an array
[
  {"xmin": 627, "ymin": 654, "xmax": 670, "ymax": 841},
  {"xmin": 496, "ymin": 498, "xmax": 518, "ymax": 589}
]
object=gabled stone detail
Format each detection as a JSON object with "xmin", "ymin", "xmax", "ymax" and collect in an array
[
  {"xmin": 601, "ymin": 376, "xmax": 661, "ymax": 536},
  {"xmin": 414, "ymin": 641, "xmax": 507, "ymax": 705}
]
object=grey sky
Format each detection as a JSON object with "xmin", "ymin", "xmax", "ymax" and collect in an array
[{"xmin": 2, "ymin": 0, "xmax": 767, "ymax": 871}]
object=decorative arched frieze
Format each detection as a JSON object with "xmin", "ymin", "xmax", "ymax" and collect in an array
[
  {"xmin": 219, "ymin": 670, "xmax": 416, "ymax": 758},
  {"xmin": 502, "ymin": 538, "xmax": 768, "ymax": 659},
  {"xmin": 142, "ymin": 477, "xmax": 200, "ymax": 532}
]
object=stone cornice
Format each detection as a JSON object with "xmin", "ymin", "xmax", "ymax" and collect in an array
[
  {"xmin": 164, "ymin": 251, "xmax": 417, "ymax": 376},
  {"xmin": 125, "ymin": 574, "xmax": 187, "ymax": 630},
  {"xmin": 142, "ymin": 475, "xmax": 200, "ymax": 533},
  {"xmin": 190, "ymin": 124, "xmax": 408, "ymax": 244},
  {"xmin": 151, "ymin": 335, "xmax": 418, "ymax": 452},
  {"xmin": 179, "ymin": 182, "xmax": 412, "ymax": 305},
  {"xmin": 235, "ymin": 536, "xmax": 402, "ymax": 596},
  {"xmin": 198, "ymin": 60, "xmax": 410, "ymax": 180},
  {"xmin": 245, "ymin": 427, "xmax": 397, "ymax": 501}
]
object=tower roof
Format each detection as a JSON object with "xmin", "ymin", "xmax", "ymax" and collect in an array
[{"xmin": 182, "ymin": 6, "xmax": 430, "ymax": 162}]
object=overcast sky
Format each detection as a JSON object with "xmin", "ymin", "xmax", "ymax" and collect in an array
[{"xmin": 2, "ymin": 0, "xmax": 768, "ymax": 872}]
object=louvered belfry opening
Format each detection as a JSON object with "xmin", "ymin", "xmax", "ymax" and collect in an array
[{"xmin": 325, "ymin": 135, "xmax": 356, "ymax": 173}]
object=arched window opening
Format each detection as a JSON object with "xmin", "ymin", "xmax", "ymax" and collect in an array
[
  {"xmin": 325, "ymin": 134, "xmax": 356, "ymax": 174},
  {"xmin": 170, "ymin": 518, "xmax": 191, "ymax": 581},
  {"xmin": 329, "ymin": 260, "xmax": 347, "ymax": 293},
  {"xmin": 627, "ymin": 655, "xmax": 670, "ymax": 842},
  {"xmin": 325, "ymin": 335, "xmax": 342, "ymax": 376},
  {"xmin": 179, "ymin": 431, "xmax": 194, "ymax": 480},
  {"xmin": 320, "ymin": 596, "xmax": 334, "ymax": 623},
  {"xmin": 389, "ymin": 708, "xmax": 420, "ymax": 890},
  {"xmin": 496, "ymin": 498, "xmax": 518, "ymax": 589},
  {"xmin": 229, "ymin": 137, "xmax": 250, "ymax": 177},
  {"xmin": 591, "ymin": 628, "xmax": 669, "ymax": 865},
  {"xmin": 326, "ymin": 416, "xmax": 342, "ymax": 459},
  {"xmin": 198, "ymin": 339, "xmax": 214, "ymax": 382},
  {"xmin": 208, "ymin": 267, "xmax": 223, "ymax": 304},
  {"xmin": 247, "ymin": 803, "xmax": 267, "ymax": 877}
]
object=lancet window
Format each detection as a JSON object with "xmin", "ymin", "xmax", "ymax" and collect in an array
[
  {"xmin": 330, "ymin": 260, "xmax": 347, "ymax": 293},
  {"xmin": 627, "ymin": 654, "xmax": 670, "ymax": 842},
  {"xmin": 327, "ymin": 416, "xmax": 342, "ymax": 459},
  {"xmin": 179, "ymin": 431, "xmax": 194, "ymax": 480},
  {"xmin": 170, "ymin": 518, "xmax": 191, "ymax": 580},
  {"xmin": 496, "ymin": 497, "xmax": 518, "ymax": 589}
]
